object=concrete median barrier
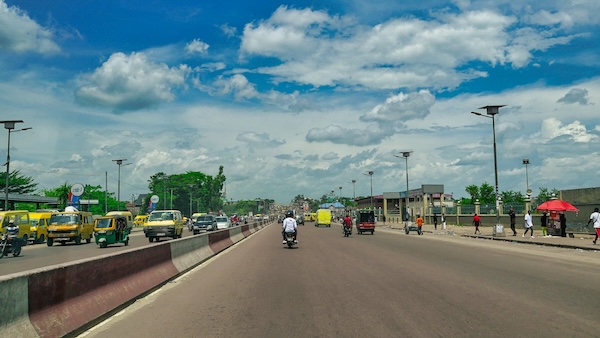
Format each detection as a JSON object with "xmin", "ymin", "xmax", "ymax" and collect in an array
[
  {"xmin": 208, "ymin": 229, "xmax": 234, "ymax": 254},
  {"xmin": 170, "ymin": 234, "xmax": 214, "ymax": 273},
  {"xmin": 0, "ymin": 221, "xmax": 271, "ymax": 337}
]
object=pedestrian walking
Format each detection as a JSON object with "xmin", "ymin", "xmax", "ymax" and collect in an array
[
  {"xmin": 441, "ymin": 213, "xmax": 446, "ymax": 230},
  {"xmin": 508, "ymin": 207, "xmax": 517, "ymax": 236},
  {"xmin": 433, "ymin": 214, "xmax": 438, "ymax": 230},
  {"xmin": 416, "ymin": 215, "xmax": 424, "ymax": 235},
  {"xmin": 523, "ymin": 210, "xmax": 534, "ymax": 238},
  {"xmin": 587, "ymin": 207, "xmax": 600, "ymax": 245},
  {"xmin": 472, "ymin": 213, "xmax": 481, "ymax": 235},
  {"xmin": 541, "ymin": 212, "xmax": 548, "ymax": 237}
]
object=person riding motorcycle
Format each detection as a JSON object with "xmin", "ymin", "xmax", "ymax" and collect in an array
[
  {"xmin": 2, "ymin": 219, "xmax": 22, "ymax": 254},
  {"xmin": 343, "ymin": 214, "xmax": 353, "ymax": 235},
  {"xmin": 282, "ymin": 211, "xmax": 298, "ymax": 244}
]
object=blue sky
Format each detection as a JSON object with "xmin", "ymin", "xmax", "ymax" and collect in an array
[{"xmin": 1, "ymin": 0, "xmax": 599, "ymax": 205}]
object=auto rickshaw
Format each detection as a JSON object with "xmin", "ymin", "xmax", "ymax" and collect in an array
[
  {"xmin": 94, "ymin": 215, "xmax": 130, "ymax": 248},
  {"xmin": 356, "ymin": 210, "xmax": 375, "ymax": 235}
]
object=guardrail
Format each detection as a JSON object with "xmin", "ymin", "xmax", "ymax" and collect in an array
[{"xmin": 0, "ymin": 221, "xmax": 270, "ymax": 338}]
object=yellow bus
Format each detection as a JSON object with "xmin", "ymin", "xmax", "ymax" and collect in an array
[
  {"xmin": 29, "ymin": 212, "xmax": 52, "ymax": 244},
  {"xmin": 47, "ymin": 211, "xmax": 94, "ymax": 246},
  {"xmin": 0, "ymin": 210, "xmax": 31, "ymax": 243},
  {"xmin": 316, "ymin": 209, "xmax": 332, "ymax": 227}
]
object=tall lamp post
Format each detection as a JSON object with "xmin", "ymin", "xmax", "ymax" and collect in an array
[
  {"xmin": 471, "ymin": 105, "xmax": 505, "ymax": 236},
  {"xmin": 112, "ymin": 159, "xmax": 129, "ymax": 211},
  {"xmin": 2, "ymin": 120, "xmax": 31, "ymax": 210},
  {"xmin": 188, "ymin": 184, "xmax": 194, "ymax": 216},
  {"xmin": 522, "ymin": 158, "xmax": 530, "ymax": 196},
  {"xmin": 364, "ymin": 171, "xmax": 374, "ymax": 209},
  {"xmin": 395, "ymin": 150, "xmax": 413, "ymax": 221},
  {"xmin": 338, "ymin": 186, "xmax": 342, "ymax": 202},
  {"xmin": 351, "ymin": 179, "xmax": 356, "ymax": 200}
]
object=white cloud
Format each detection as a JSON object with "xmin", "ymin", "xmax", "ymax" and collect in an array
[
  {"xmin": 213, "ymin": 74, "xmax": 259, "ymax": 100},
  {"xmin": 236, "ymin": 132, "xmax": 285, "ymax": 147},
  {"xmin": 536, "ymin": 118, "xmax": 598, "ymax": 143},
  {"xmin": 557, "ymin": 88, "xmax": 591, "ymax": 105},
  {"xmin": 361, "ymin": 90, "xmax": 435, "ymax": 123},
  {"xmin": 185, "ymin": 39, "xmax": 209, "ymax": 55},
  {"xmin": 74, "ymin": 52, "xmax": 190, "ymax": 111},
  {"xmin": 220, "ymin": 24, "xmax": 237, "ymax": 38},
  {"xmin": 0, "ymin": 0, "xmax": 60, "ymax": 54},
  {"xmin": 240, "ymin": 6, "xmax": 575, "ymax": 90},
  {"xmin": 210, "ymin": 74, "xmax": 304, "ymax": 111}
]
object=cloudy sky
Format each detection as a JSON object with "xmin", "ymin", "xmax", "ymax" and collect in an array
[{"xmin": 1, "ymin": 0, "xmax": 599, "ymax": 205}]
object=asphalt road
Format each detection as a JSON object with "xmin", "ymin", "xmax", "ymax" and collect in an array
[
  {"xmin": 80, "ymin": 222, "xmax": 600, "ymax": 337},
  {"xmin": 0, "ymin": 228, "xmax": 197, "ymax": 276}
]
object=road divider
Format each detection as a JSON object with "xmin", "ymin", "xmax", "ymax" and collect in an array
[{"xmin": 0, "ymin": 220, "xmax": 270, "ymax": 338}]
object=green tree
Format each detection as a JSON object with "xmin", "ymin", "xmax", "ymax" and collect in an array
[
  {"xmin": 465, "ymin": 184, "xmax": 479, "ymax": 203},
  {"xmin": 146, "ymin": 167, "xmax": 226, "ymax": 215},
  {"xmin": 1, "ymin": 169, "xmax": 38, "ymax": 209},
  {"xmin": 43, "ymin": 182, "xmax": 71, "ymax": 210},
  {"xmin": 500, "ymin": 190, "xmax": 525, "ymax": 203},
  {"xmin": 536, "ymin": 187, "xmax": 559, "ymax": 202},
  {"xmin": 479, "ymin": 182, "xmax": 495, "ymax": 204}
]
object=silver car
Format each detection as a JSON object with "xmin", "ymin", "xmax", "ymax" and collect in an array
[{"xmin": 215, "ymin": 216, "xmax": 231, "ymax": 230}]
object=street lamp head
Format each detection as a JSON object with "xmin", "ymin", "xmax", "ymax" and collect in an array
[
  {"xmin": 112, "ymin": 159, "xmax": 127, "ymax": 166},
  {"xmin": 351, "ymin": 179, "xmax": 356, "ymax": 184},
  {"xmin": 1, "ymin": 120, "xmax": 24, "ymax": 130},
  {"xmin": 522, "ymin": 158, "xmax": 529, "ymax": 165},
  {"xmin": 478, "ymin": 105, "xmax": 505, "ymax": 116},
  {"xmin": 367, "ymin": 170, "xmax": 373, "ymax": 176}
]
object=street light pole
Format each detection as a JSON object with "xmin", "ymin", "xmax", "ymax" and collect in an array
[
  {"xmin": 472, "ymin": 105, "xmax": 505, "ymax": 236},
  {"xmin": 522, "ymin": 158, "xmax": 530, "ymax": 194},
  {"xmin": 2, "ymin": 120, "xmax": 31, "ymax": 211},
  {"xmin": 188, "ymin": 184, "xmax": 194, "ymax": 216},
  {"xmin": 338, "ymin": 186, "xmax": 342, "ymax": 202},
  {"xmin": 395, "ymin": 151, "xmax": 413, "ymax": 221},
  {"xmin": 364, "ymin": 171, "xmax": 374, "ymax": 209},
  {"xmin": 351, "ymin": 180, "xmax": 356, "ymax": 200},
  {"xmin": 112, "ymin": 159, "xmax": 129, "ymax": 211}
]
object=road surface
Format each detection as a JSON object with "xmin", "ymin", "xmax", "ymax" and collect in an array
[{"xmin": 80, "ymin": 222, "xmax": 600, "ymax": 337}]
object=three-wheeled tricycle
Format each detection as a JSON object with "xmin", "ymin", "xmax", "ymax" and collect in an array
[
  {"xmin": 356, "ymin": 210, "xmax": 375, "ymax": 235},
  {"xmin": 404, "ymin": 221, "xmax": 422, "ymax": 235},
  {"xmin": 93, "ymin": 215, "xmax": 130, "ymax": 248}
]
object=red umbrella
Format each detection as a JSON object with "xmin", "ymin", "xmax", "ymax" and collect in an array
[{"xmin": 536, "ymin": 199, "xmax": 579, "ymax": 212}]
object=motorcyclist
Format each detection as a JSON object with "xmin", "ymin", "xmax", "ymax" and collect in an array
[
  {"xmin": 343, "ymin": 214, "xmax": 353, "ymax": 235},
  {"xmin": 282, "ymin": 211, "xmax": 298, "ymax": 244},
  {"xmin": 4, "ymin": 219, "xmax": 22, "ymax": 251}
]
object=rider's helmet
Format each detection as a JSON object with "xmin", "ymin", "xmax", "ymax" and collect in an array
[{"xmin": 285, "ymin": 210, "xmax": 293, "ymax": 218}]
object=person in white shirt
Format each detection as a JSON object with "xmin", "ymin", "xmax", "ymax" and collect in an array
[
  {"xmin": 523, "ymin": 210, "xmax": 534, "ymax": 238},
  {"xmin": 588, "ymin": 207, "xmax": 600, "ymax": 245},
  {"xmin": 282, "ymin": 211, "xmax": 298, "ymax": 244}
]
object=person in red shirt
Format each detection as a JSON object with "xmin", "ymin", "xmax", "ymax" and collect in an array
[
  {"xmin": 416, "ymin": 215, "xmax": 424, "ymax": 235},
  {"xmin": 343, "ymin": 214, "xmax": 353, "ymax": 235},
  {"xmin": 472, "ymin": 213, "xmax": 481, "ymax": 235}
]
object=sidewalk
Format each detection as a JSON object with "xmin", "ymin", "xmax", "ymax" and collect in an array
[{"xmin": 382, "ymin": 221, "xmax": 599, "ymax": 252}]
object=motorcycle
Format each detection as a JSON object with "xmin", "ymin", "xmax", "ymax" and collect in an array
[
  {"xmin": 284, "ymin": 232, "xmax": 297, "ymax": 248},
  {"xmin": 0, "ymin": 224, "xmax": 22, "ymax": 258},
  {"xmin": 343, "ymin": 225, "xmax": 352, "ymax": 237}
]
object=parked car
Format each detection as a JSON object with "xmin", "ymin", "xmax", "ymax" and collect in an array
[
  {"xmin": 193, "ymin": 215, "xmax": 217, "ymax": 234},
  {"xmin": 277, "ymin": 215, "xmax": 284, "ymax": 223},
  {"xmin": 215, "ymin": 216, "xmax": 231, "ymax": 230},
  {"xmin": 296, "ymin": 214, "xmax": 304, "ymax": 225}
]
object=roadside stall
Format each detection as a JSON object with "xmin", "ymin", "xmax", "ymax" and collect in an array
[{"xmin": 536, "ymin": 199, "xmax": 578, "ymax": 236}]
